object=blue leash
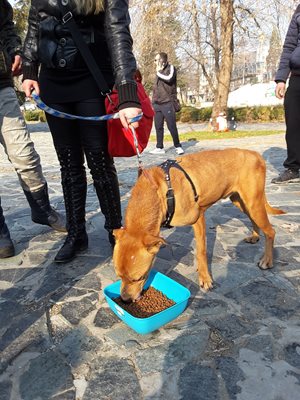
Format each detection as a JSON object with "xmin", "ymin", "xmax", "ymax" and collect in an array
[
  {"xmin": 31, "ymin": 91, "xmax": 144, "ymax": 166},
  {"xmin": 31, "ymin": 91, "xmax": 143, "ymax": 124}
]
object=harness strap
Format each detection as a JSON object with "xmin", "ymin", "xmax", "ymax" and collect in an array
[{"xmin": 160, "ymin": 160, "xmax": 199, "ymax": 228}]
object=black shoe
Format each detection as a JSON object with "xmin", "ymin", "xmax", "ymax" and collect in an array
[
  {"xmin": 23, "ymin": 184, "xmax": 66, "ymax": 232},
  {"xmin": 54, "ymin": 231, "xmax": 88, "ymax": 263},
  {"xmin": 0, "ymin": 200, "xmax": 15, "ymax": 258},
  {"xmin": 271, "ymin": 169, "xmax": 300, "ymax": 184},
  {"xmin": 32, "ymin": 207, "xmax": 66, "ymax": 232},
  {"xmin": 0, "ymin": 226, "xmax": 15, "ymax": 258}
]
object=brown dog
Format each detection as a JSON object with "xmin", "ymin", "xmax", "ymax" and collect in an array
[{"xmin": 113, "ymin": 148, "xmax": 284, "ymax": 302}]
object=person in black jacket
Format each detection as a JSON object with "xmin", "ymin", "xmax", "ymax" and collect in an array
[
  {"xmin": 150, "ymin": 52, "xmax": 184, "ymax": 155},
  {"xmin": 272, "ymin": 4, "xmax": 300, "ymax": 184},
  {"xmin": 22, "ymin": 0, "xmax": 141, "ymax": 263},
  {"xmin": 0, "ymin": 0, "xmax": 65, "ymax": 259}
]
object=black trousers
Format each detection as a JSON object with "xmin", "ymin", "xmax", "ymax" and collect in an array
[
  {"xmin": 153, "ymin": 102, "xmax": 181, "ymax": 148},
  {"xmin": 284, "ymin": 75, "xmax": 300, "ymax": 171},
  {"xmin": 45, "ymin": 97, "xmax": 122, "ymax": 231}
]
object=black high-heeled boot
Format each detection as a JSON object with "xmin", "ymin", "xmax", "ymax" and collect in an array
[
  {"xmin": 85, "ymin": 149, "xmax": 122, "ymax": 248},
  {"xmin": 54, "ymin": 148, "xmax": 88, "ymax": 263}
]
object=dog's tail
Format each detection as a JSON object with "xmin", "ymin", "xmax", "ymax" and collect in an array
[{"xmin": 265, "ymin": 197, "xmax": 285, "ymax": 215}]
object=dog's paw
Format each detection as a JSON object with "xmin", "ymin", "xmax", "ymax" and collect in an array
[
  {"xmin": 258, "ymin": 255, "xmax": 273, "ymax": 270},
  {"xmin": 199, "ymin": 275, "xmax": 213, "ymax": 291},
  {"xmin": 244, "ymin": 235, "xmax": 260, "ymax": 244}
]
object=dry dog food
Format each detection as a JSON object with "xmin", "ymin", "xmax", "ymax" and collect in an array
[{"xmin": 114, "ymin": 287, "xmax": 175, "ymax": 318}]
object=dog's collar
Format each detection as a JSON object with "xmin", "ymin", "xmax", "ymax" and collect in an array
[{"xmin": 159, "ymin": 159, "xmax": 198, "ymax": 228}]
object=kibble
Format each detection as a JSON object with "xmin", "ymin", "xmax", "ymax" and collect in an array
[{"xmin": 114, "ymin": 287, "xmax": 175, "ymax": 318}]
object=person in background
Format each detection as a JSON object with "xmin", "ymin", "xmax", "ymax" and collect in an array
[
  {"xmin": 22, "ymin": 0, "xmax": 141, "ymax": 263},
  {"xmin": 150, "ymin": 52, "xmax": 184, "ymax": 155},
  {"xmin": 215, "ymin": 112, "xmax": 228, "ymax": 132},
  {"xmin": 272, "ymin": 3, "xmax": 300, "ymax": 184},
  {"xmin": 0, "ymin": 0, "xmax": 65, "ymax": 259}
]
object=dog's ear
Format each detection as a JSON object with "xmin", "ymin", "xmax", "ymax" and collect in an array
[
  {"xmin": 143, "ymin": 235, "xmax": 166, "ymax": 255},
  {"xmin": 113, "ymin": 228, "xmax": 126, "ymax": 241}
]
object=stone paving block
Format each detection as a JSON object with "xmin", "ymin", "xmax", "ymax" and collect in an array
[
  {"xmin": 178, "ymin": 363, "xmax": 219, "ymax": 400},
  {"xmin": 58, "ymin": 326, "xmax": 103, "ymax": 367},
  {"xmin": 135, "ymin": 327, "xmax": 210, "ymax": 374},
  {"xmin": 241, "ymin": 334, "xmax": 275, "ymax": 360},
  {"xmin": 19, "ymin": 350, "xmax": 75, "ymax": 400},
  {"xmin": 0, "ymin": 381, "xmax": 12, "ymax": 400},
  {"xmin": 60, "ymin": 292, "xmax": 98, "ymax": 325},
  {"xmin": 94, "ymin": 306, "xmax": 120, "ymax": 329},
  {"xmin": 225, "ymin": 279, "xmax": 300, "ymax": 320},
  {"xmin": 83, "ymin": 357, "xmax": 142, "ymax": 400},
  {"xmin": 205, "ymin": 313, "xmax": 258, "ymax": 340}
]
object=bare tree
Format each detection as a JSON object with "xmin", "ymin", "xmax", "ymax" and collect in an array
[
  {"xmin": 130, "ymin": 0, "xmax": 182, "ymax": 92},
  {"xmin": 211, "ymin": 0, "xmax": 234, "ymax": 120}
]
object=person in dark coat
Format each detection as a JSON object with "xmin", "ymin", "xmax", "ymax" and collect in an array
[
  {"xmin": 272, "ymin": 4, "xmax": 300, "ymax": 183},
  {"xmin": 22, "ymin": 0, "xmax": 141, "ymax": 263}
]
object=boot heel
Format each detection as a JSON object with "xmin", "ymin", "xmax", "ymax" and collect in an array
[
  {"xmin": 55, "ymin": 232, "xmax": 88, "ymax": 263},
  {"xmin": 78, "ymin": 238, "xmax": 88, "ymax": 251}
]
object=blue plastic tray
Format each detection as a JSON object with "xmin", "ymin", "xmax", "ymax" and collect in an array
[{"xmin": 104, "ymin": 270, "xmax": 191, "ymax": 335}]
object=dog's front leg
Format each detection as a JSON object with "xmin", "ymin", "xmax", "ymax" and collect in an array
[{"xmin": 192, "ymin": 213, "xmax": 213, "ymax": 291}]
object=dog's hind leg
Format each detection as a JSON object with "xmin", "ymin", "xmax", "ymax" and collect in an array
[
  {"xmin": 230, "ymin": 193, "xmax": 260, "ymax": 243},
  {"xmin": 192, "ymin": 213, "xmax": 213, "ymax": 291},
  {"xmin": 238, "ymin": 193, "xmax": 275, "ymax": 269}
]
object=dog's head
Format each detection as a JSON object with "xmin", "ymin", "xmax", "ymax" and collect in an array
[{"xmin": 113, "ymin": 228, "xmax": 166, "ymax": 302}]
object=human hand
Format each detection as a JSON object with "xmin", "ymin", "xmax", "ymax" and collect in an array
[
  {"xmin": 11, "ymin": 55, "xmax": 22, "ymax": 76},
  {"xmin": 275, "ymin": 82, "xmax": 286, "ymax": 99},
  {"xmin": 22, "ymin": 79, "xmax": 40, "ymax": 97},
  {"xmin": 119, "ymin": 107, "xmax": 142, "ymax": 129},
  {"xmin": 156, "ymin": 60, "xmax": 164, "ymax": 72}
]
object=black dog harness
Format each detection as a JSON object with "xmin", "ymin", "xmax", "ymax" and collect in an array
[{"xmin": 160, "ymin": 160, "xmax": 199, "ymax": 228}]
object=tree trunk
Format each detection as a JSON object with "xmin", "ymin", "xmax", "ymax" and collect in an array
[{"xmin": 212, "ymin": 0, "xmax": 234, "ymax": 128}]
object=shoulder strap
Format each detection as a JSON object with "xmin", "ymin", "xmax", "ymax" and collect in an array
[{"xmin": 57, "ymin": 0, "xmax": 111, "ymax": 95}]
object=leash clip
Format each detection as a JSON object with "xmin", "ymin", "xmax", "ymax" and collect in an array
[{"xmin": 103, "ymin": 90, "xmax": 113, "ymax": 104}]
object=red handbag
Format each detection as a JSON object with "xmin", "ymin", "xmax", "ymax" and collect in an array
[{"xmin": 105, "ymin": 82, "xmax": 154, "ymax": 157}]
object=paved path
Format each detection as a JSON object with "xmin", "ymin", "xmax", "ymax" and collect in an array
[{"xmin": 0, "ymin": 124, "xmax": 299, "ymax": 400}]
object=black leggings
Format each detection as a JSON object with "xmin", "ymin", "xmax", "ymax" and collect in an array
[
  {"xmin": 45, "ymin": 97, "xmax": 108, "ymax": 152},
  {"xmin": 45, "ymin": 97, "xmax": 122, "ymax": 231}
]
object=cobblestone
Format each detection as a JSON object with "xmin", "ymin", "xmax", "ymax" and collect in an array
[{"xmin": 0, "ymin": 122, "xmax": 299, "ymax": 400}]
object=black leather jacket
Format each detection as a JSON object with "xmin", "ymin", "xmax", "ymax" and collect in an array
[
  {"xmin": 22, "ymin": 0, "xmax": 139, "ymax": 106},
  {"xmin": 0, "ymin": 0, "xmax": 22, "ymax": 88}
]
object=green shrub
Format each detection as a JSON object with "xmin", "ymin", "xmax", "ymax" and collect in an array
[
  {"xmin": 180, "ymin": 107, "xmax": 194, "ymax": 123},
  {"xmin": 39, "ymin": 111, "xmax": 47, "ymax": 122},
  {"xmin": 234, "ymin": 107, "xmax": 248, "ymax": 122},
  {"xmin": 24, "ymin": 110, "xmax": 40, "ymax": 121},
  {"xmin": 270, "ymin": 105, "xmax": 285, "ymax": 121},
  {"xmin": 176, "ymin": 104, "xmax": 284, "ymax": 123},
  {"xmin": 259, "ymin": 106, "xmax": 271, "ymax": 121},
  {"xmin": 199, "ymin": 107, "xmax": 212, "ymax": 121}
]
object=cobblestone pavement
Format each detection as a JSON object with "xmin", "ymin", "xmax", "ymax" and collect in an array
[{"xmin": 0, "ymin": 123, "xmax": 299, "ymax": 400}]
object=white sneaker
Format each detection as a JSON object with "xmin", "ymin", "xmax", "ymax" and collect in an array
[
  {"xmin": 175, "ymin": 147, "xmax": 184, "ymax": 155},
  {"xmin": 150, "ymin": 148, "xmax": 166, "ymax": 154}
]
